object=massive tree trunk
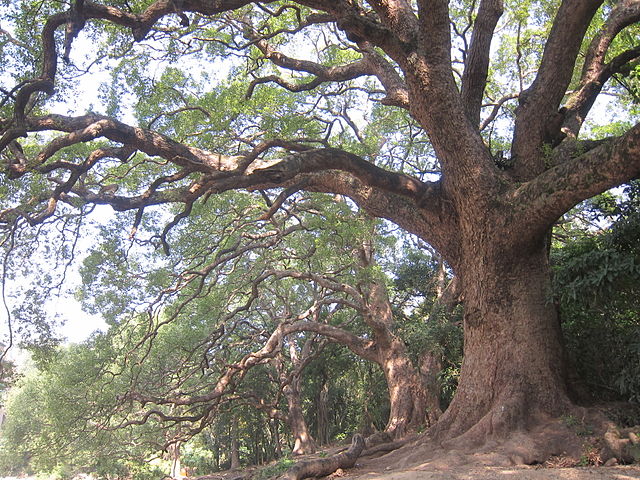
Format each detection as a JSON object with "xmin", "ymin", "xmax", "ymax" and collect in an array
[{"xmin": 433, "ymin": 235, "xmax": 571, "ymax": 443}]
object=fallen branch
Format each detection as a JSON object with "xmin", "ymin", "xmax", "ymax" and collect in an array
[{"xmin": 278, "ymin": 434, "xmax": 365, "ymax": 480}]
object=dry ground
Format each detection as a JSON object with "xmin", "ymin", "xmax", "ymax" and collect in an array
[{"xmin": 343, "ymin": 464, "xmax": 640, "ymax": 480}]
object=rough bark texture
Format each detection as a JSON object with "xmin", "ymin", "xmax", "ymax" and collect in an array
[
  {"xmin": 285, "ymin": 380, "xmax": 317, "ymax": 455},
  {"xmin": 316, "ymin": 381, "xmax": 330, "ymax": 446},
  {"xmin": 360, "ymin": 261, "xmax": 439, "ymax": 437},
  {"xmin": 432, "ymin": 238, "xmax": 570, "ymax": 443}
]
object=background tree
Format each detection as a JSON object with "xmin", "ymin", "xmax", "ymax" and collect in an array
[
  {"xmin": 75, "ymin": 192, "xmax": 441, "ymax": 439},
  {"xmin": 1, "ymin": 0, "xmax": 640, "ymax": 462}
]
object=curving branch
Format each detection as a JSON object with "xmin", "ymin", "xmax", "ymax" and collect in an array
[
  {"xmin": 513, "ymin": 122, "xmax": 640, "ymax": 242},
  {"xmin": 562, "ymin": 0, "xmax": 640, "ymax": 137},
  {"xmin": 1, "ymin": 109, "xmax": 455, "ymax": 258},
  {"xmin": 244, "ymin": 22, "xmax": 409, "ymax": 107},
  {"xmin": 479, "ymin": 93, "xmax": 518, "ymax": 131}
]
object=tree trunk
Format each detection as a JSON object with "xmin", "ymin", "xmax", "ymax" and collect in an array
[
  {"xmin": 285, "ymin": 379, "xmax": 317, "ymax": 455},
  {"xmin": 432, "ymin": 240, "xmax": 571, "ymax": 444},
  {"xmin": 419, "ymin": 350, "xmax": 443, "ymax": 414},
  {"xmin": 316, "ymin": 380, "xmax": 330, "ymax": 445},
  {"xmin": 168, "ymin": 441, "xmax": 183, "ymax": 480},
  {"xmin": 379, "ymin": 336, "xmax": 441, "ymax": 437},
  {"xmin": 272, "ymin": 419, "xmax": 282, "ymax": 459},
  {"xmin": 214, "ymin": 438, "xmax": 220, "ymax": 471},
  {"xmin": 230, "ymin": 417, "xmax": 241, "ymax": 469},
  {"xmin": 362, "ymin": 271, "xmax": 440, "ymax": 437}
]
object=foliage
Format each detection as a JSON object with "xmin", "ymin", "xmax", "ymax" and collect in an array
[
  {"xmin": 2, "ymin": 0, "xmax": 640, "ymax": 474},
  {"xmin": 553, "ymin": 182, "xmax": 640, "ymax": 403},
  {"xmin": 0, "ymin": 340, "xmax": 169, "ymax": 479},
  {"xmin": 254, "ymin": 456, "xmax": 296, "ymax": 480}
]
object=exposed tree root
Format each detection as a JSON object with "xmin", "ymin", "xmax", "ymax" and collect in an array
[
  {"xmin": 277, "ymin": 434, "xmax": 365, "ymax": 480},
  {"xmin": 602, "ymin": 423, "xmax": 640, "ymax": 465},
  {"xmin": 361, "ymin": 435, "xmax": 417, "ymax": 458},
  {"xmin": 190, "ymin": 409, "xmax": 639, "ymax": 480},
  {"xmin": 355, "ymin": 406, "xmax": 640, "ymax": 472}
]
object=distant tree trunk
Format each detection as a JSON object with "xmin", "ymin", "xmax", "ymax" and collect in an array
[
  {"xmin": 213, "ymin": 438, "xmax": 220, "ymax": 471},
  {"xmin": 285, "ymin": 380, "xmax": 316, "ymax": 455},
  {"xmin": 361, "ymin": 263, "xmax": 441, "ymax": 437},
  {"xmin": 316, "ymin": 380, "xmax": 330, "ymax": 445},
  {"xmin": 376, "ymin": 321, "xmax": 441, "ymax": 436},
  {"xmin": 230, "ymin": 417, "xmax": 241, "ymax": 469},
  {"xmin": 283, "ymin": 342, "xmax": 317, "ymax": 455},
  {"xmin": 419, "ymin": 350, "xmax": 443, "ymax": 413},
  {"xmin": 168, "ymin": 441, "xmax": 183, "ymax": 480},
  {"xmin": 272, "ymin": 419, "xmax": 282, "ymax": 459}
]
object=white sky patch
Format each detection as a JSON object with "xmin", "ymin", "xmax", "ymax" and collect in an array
[{"xmin": 47, "ymin": 297, "xmax": 107, "ymax": 344}]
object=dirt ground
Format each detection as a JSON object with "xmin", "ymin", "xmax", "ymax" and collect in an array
[
  {"xmin": 344, "ymin": 464, "xmax": 640, "ymax": 479},
  {"xmin": 339, "ymin": 438, "xmax": 640, "ymax": 480}
]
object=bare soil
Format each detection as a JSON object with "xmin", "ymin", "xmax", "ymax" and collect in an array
[
  {"xmin": 195, "ymin": 412, "xmax": 640, "ymax": 480},
  {"xmin": 344, "ymin": 464, "xmax": 640, "ymax": 480},
  {"xmin": 198, "ymin": 438, "xmax": 640, "ymax": 480},
  {"xmin": 345, "ymin": 449, "xmax": 640, "ymax": 480}
]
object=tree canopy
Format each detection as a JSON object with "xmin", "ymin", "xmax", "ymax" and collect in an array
[{"xmin": 1, "ymin": 0, "xmax": 640, "ymax": 476}]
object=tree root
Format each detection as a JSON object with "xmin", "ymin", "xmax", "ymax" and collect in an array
[
  {"xmin": 602, "ymin": 423, "xmax": 640, "ymax": 465},
  {"xmin": 361, "ymin": 435, "xmax": 417, "ymax": 458},
  {"xmin": 277, "ymin": 434, "xmax": 365, "ymax": 480}
]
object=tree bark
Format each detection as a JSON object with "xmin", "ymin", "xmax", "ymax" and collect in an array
[
  {"xmin": 285, "ymin": 379, "xmax": 317, "ymax": 455},
  {"xmin": 361, "ymin": 268, "xmax": 441, "ymax": 437},
  {"xmin": 168, "ymin": 441, "xmax": 183, "ymax": 480},
  {"xmin": 432, "ymin": 238, "xmax": 571, "ymax": 443},
  {"xmin": 279, "ymin": 434, "xmax": 365, "ymax": 480},
  {"xmin": 316, "ymin": 379, "xmax": 330, "ymax": 445},
  {"xmin": 379, "ymin": 336, "xmax": 440, "ymax": 436},
  {"xmin": 230, "ymin": 417, "xmax": 241, "ymax": 470}
]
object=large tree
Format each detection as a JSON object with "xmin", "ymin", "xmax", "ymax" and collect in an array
[{"xmin": 1, "ymin": 0, "xmax": 640, "ymax": 456}]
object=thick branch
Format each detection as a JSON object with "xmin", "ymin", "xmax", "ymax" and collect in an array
[
  {"xmin": 513, "ymin": 123, "xmax": 640, "ymax": 240},
  {"xmin": 460, "ymin": 0, "xmax": 504, "ymax": 126},
  {"xmin": 563, "ymin": 0, "xmax": 640, "ymax": 137},
  {"xmin": 511, "ymin": 0, "xmax": 604, "ymax": 178},
  {"xmin": 295, "ymin": 0, "xmax": 408, "ymax": 62},
  {"xmin": 366, "ymin": 0, "xmax": 418, "ymax": 44},
  {"xmin": 267, "ymin": 269, "xmax": 364, "ymax": 305},
  {"xmin": 125, "ymin": 318, "xmax": 378, "ymax": 413},
  {"xmin": 245, "ymin": 25, "xmax": 409, "ymax": 107}
]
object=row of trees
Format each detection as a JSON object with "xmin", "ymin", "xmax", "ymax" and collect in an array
[{"xmin": 1, "ymin": 0, "xmax": 640, "ymax": 476}]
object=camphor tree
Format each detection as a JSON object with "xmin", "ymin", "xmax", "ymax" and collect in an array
[{"xmin": 1, "ymin": 0, "xmax": 640, "ymax": 462}]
